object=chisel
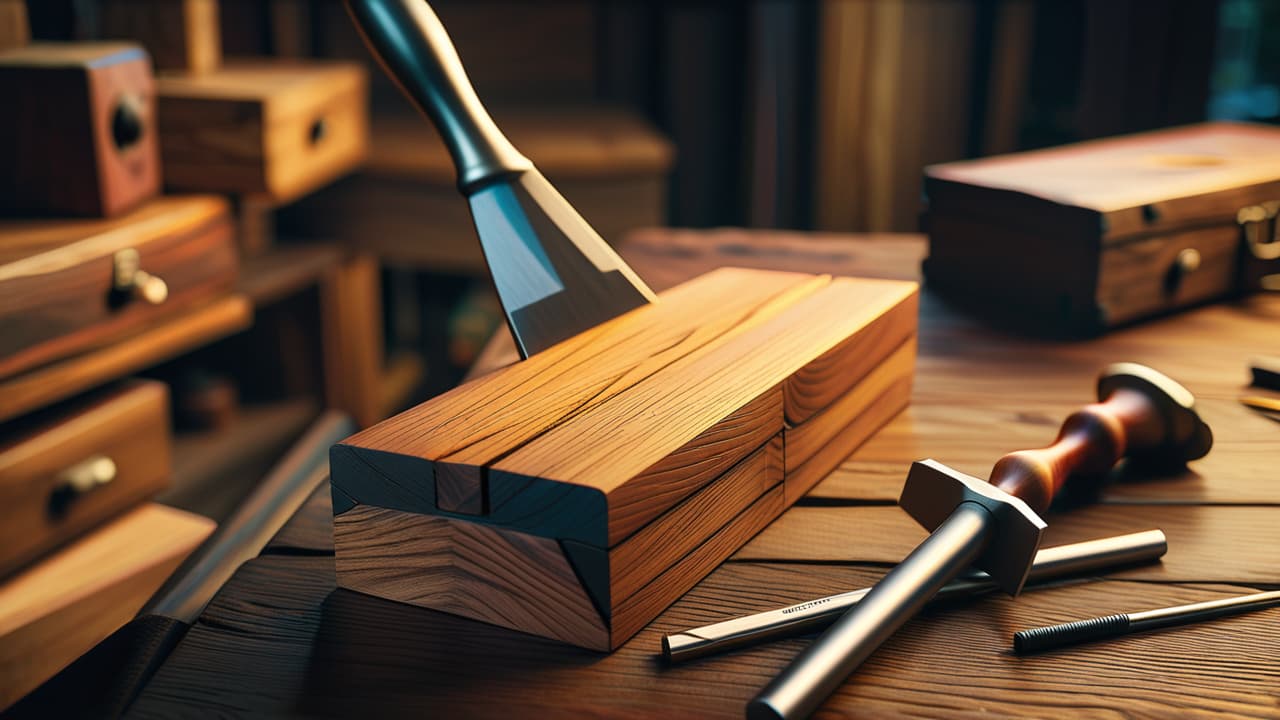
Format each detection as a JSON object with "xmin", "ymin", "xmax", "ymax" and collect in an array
[
  {"xmin": 344, "ymin": 0, "xmax": 656, "ymax": 357},
  {"xmin": 748, "ymin": 363, "xmax": 1213, "ymax": 719}
]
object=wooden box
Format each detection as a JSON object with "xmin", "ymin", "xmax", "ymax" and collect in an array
[
  {"xmin": 0, "ymin": 42, "xmax": 161, "ymax": 217},
  {"xmin": 0, "ymin": 195, "xmax": 238, "ymax": 381},
  {"xmin": 156, "ymin": 60, "xmax": 369, "ymax": 203},
  {"xmin": 922, "ymin": 122, "xmax": 1280, "ymax": 334},
  {"xmin": 100, "ymin": 0, "xmax": 221, "ymax": 75},
  {"xmin": 331, "ymin": 268, "xmax": 918, "ymax": 650},
  {"xmin": 0, "ymin": 380, "xmax": 171, "ymax": 579}
]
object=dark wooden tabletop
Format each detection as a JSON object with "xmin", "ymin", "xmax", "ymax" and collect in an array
[{"xmin": 127, "ymin": 230, "xmax": 1280, "ymax": 718}]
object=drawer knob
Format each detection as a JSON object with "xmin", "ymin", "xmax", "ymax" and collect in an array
[
  {"xmin": 1164, "ymin": 248, "xmax": 1201, "ymax": 295},
  {"xmin": 112, "ymin": 248, "xmax": 169, "ymax": 305},
  {"xmin": 50, "ymin": 455, "xmax": 117, "ymax": 515}
]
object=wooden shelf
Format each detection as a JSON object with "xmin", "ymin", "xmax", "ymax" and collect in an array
[
  {"xmin": 237, "ymin": 241, "xmax": 344, "ymax": 306},
  {"xmin": 0, "ymin": 296, "xmax": 252, "ymax": 424},
  {"xmin": 164, "ymin": 396, "xmax": 320, "ymax": 522}
]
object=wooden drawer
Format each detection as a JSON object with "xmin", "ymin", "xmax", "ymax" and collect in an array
[
  {"xmin": 0, "ymin": 195, "xmax": 237, "ymax": 380},
  {"xmin": 0, "ymin": 380, "xmax": 172, "ymax": 578},
  {"xmin": 156, "ymin": 60, "xmax": 369, "ymax": 203}
]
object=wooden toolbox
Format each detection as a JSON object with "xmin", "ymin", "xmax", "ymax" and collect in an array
[
  {"xmin": 156, "ymin": 60, "xmax": 369, "ymax": 203},
  {"xmin": 923, "ymin": 122, "xmax": 1280, "ymax": 334},
  {"xmin": 0, "ymin": 42, "xmax": 160, "ymax": 217},
  {"xmin": 0, "ymin": 380, "xmax": 171, "ymax": 579},
  {"xmin": 331, "ymin": 268, "xmax": 918, "ymax": 650},
  {"xmin": 0, "ymin": 195, "xmax": 237, "ymax": 380}
]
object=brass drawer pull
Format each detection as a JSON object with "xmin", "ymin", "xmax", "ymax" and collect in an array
[
  {"xmin": 49, "ymin": 454, "xmax": 117, "ymax": 516},
  {"xmin": 112, "ymin": 247, "xmax": 169, "ymax": 305}
]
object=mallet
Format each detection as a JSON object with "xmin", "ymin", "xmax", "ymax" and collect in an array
[
  {"xmin": 344, "ymin": 0, "xmax": 656, "ymax": 357},
  {"xmin": 748, "ymin": 362, "xmax": 1213, "ymax": 720}
]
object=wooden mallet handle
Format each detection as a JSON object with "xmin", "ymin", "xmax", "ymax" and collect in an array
[{"xmin": 989, "ymin": 363, "xmax": 1212, "ymax": 515}]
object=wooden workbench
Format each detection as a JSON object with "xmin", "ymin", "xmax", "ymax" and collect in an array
[{"xmin": 123, "ymin": 230, "xmax": 1280, "ymax": 718}]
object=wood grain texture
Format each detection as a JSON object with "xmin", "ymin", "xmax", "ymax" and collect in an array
[
  {"xmin": 156, "ymin": 60, "xmax": 369, "ymax": 202},
  {"xmin": 335, "ymin": 504, "xmax": 610, "ymax": 650},
  {"xmin": 335, "ymin": 268, "xmax": 824, "ymax": 517},
  {"xmin": 0, "ymin": 42, "xmax": 160, "ymax": 217},
  {"xmin": 0, "ymin": 195, "xmax": 237, "ymax": 380},
  {"xmin": 0, "ymin": 503, "xmax": 212, "ymax": 710},
  {"xmin": 0, "ymin": 294, "xmax": 252, "ymax": 423},
  {"xmin": 126, "ymin": 555, "xmax": 1280, "ymax": 719},
  {"xmin": 100, "ymin": 0, "xmax": 221, "ymax": 74},
  {"xmin": 485, "ymin": 275, "xmax": 916, "ymax": 544},
  {"xmin": 0, "ymin": 380, "xmax": 170, "ymax": 578}
]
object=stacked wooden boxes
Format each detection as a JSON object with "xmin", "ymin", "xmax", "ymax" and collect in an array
[
  {"xmin": 0, "ymin": 22, "xmax": 222, "ymax": 707},
  {"xmin": 331, "ymin": 267, "xmax": 918, "ymax": 650}
]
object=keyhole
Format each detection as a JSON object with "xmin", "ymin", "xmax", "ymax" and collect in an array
[{"xmin": 112, "ymin": 95, "xmax": 144, "ymax": 151}]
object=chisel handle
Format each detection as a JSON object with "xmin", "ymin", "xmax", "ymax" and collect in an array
[
  {"xmin": 989, "ymin": 363, "xmax": 1212, "ymax": 514},
  {"xmin": 344, "ymin": 0, "xmax": 532, "ymax": 191}
]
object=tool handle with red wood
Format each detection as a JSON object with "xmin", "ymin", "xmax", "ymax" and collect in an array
[{"xmin": 989, "ymin": 363, "xmax": 1212, "ymax": 514}]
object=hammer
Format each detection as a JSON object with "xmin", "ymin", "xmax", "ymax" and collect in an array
[{"xmin": 748, "ymin": 362, "xmax": 1212, "ymax": 719}]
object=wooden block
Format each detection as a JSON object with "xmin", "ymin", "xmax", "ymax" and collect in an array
[
  {"xmin": 0, "ymin": 0, "xmax": 28, "ymax": 52},
  {"xmin": 319, "ymin": 254, "xmax": 384, "ymax": 429},
  {"xmin": 100, "ymin": 0, "xmax": 221, "ymax": 75},
  {"xmin": 0, "ymin": 503, "xmax": 213, "ymax": 710},
  {"xmin": 0, "ymin": 42, "xmax": 161, "ymax": 217},
  {"xmin": 156, "ymin": 60, "xmax": 369, "ymax": 202},
  {"xmin": 332, "ymin": 267, "xmax": 918, "ymax": 649},
  {"xmin": 0, "ymin": 380, "xmax": 171, "ymax": 579},
  {"xmin": 0, "ymin": 195, "xmax": 238, "ymax": 381}
]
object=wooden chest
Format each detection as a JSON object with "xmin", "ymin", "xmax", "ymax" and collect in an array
[
  {"xmin": 923, "ymin": 122, "xmax": 1280, "ymax": 334},
  {"xmin": 331, "ymin": 267, "xmax": 918, "ymax": 650},
  {"xmin": 0, "ymin": 195, "xmax": 237, "ymax": 381},
  {"xmin": 156, "ymin": 60, "xmax": 369, "ymax": 203},
  {"xmin": 0, "ymin": 380, "xmax": 171, "ymax": 578},
  {"xmin": 0, "ymin": 42, "xmax": 161, "ymax": 217}
]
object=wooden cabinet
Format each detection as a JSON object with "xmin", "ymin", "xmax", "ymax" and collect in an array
[{"xmin": 0, "ymin": 380, "xmax": 171, "ymax": 579}]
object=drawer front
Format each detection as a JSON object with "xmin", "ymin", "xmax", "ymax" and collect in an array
[
  {"xmin": 0, "ymin": 197, "xmax": 236, "ymax": 379},
  {"xmin": 0, "ymin": 380, "xmax": 171, "ymax": 578},
  {"xmin": 1098, "ymin": 225, "xmax": 1239, "ymax": 326}
]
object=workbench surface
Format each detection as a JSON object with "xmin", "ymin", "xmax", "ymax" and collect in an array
[{"xmin": 125, "ymin": 230, "xmax": 1280, "ymax": 718}]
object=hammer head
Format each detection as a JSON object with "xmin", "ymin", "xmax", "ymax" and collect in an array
[{"xmin": 899, "ymin": 459, "xmax": 1047, "ymax": 595}]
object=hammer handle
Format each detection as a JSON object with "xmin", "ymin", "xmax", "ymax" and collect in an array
[{"xmin": 989, "ymin": 387, "xmax": 1164, "ymax": 514}]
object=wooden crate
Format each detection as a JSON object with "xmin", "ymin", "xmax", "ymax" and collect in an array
[
  {"xmin": 0, "ymin": 195, "xmax": 238, "ymax": 381},
  {"xmin": 156, "ymin": 60, "xmax": 369, "ymax": 203},
  {"xmin": 923, "ymin": 122, "xmax": 1280, "ymax": 334},
  {"xmin": 0, "ymin": 381, "xmax": 170, "ymax": 579},
  {"xmin": 0, "ymin": 42, "xmax": 160, "ymax": 217},
  {"xmin": 331, "ymin": 267, "xmax": 918, "ymax": 650}
]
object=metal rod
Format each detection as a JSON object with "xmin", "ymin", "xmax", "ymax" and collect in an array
[
  {"xmin": 1014, "ymin": 589, "xmax": 1280, "ymax": 654},
  {"xmin": 662, "ymin": 530, "xmax": 1167, "ymax": 663},
  {"xmin": 747, "ymin": 502, "xmax": 994, "ymax": 720}
]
